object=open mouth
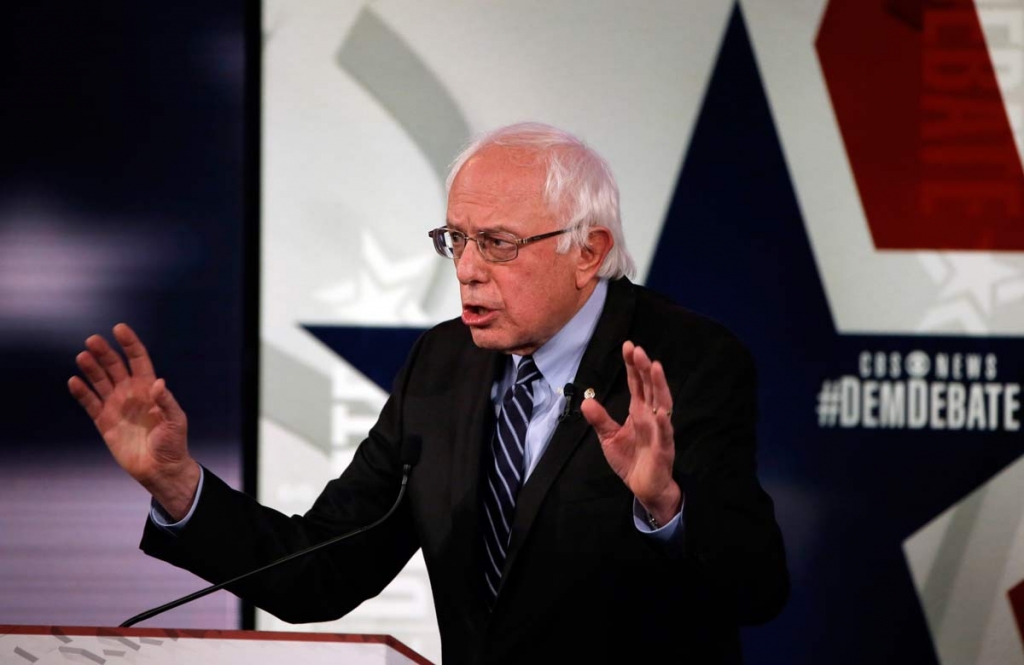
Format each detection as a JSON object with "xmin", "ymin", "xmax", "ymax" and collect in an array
[{"xmin": 462, "ymin": 305, "xmax": 497, "ymax": 326}]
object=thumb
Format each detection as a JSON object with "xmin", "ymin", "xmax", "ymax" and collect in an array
[
  {"xmin": 150, "ymin": 379, "xmax": 187, "ymax": 428},
  {"xmin": 581, "ymin": 398, "xmax": 620, "ymax": 442}
]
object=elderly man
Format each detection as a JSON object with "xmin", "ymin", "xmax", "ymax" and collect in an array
[{"xmin": 70, "ymin": 122, "xmax": 787, "ymax": 663}]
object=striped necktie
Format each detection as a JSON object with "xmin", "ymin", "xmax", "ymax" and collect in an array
[{"xmin": 482, "ymin": 356, "xmax": 541, "ymax": 605}]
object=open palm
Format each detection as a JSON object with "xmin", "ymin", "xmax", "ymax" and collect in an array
[{"xmin": 68, "ymin": 323, "xmax": 191, "ymax": 490}]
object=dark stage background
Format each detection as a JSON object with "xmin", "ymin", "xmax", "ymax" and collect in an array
[{"xmin": 0, "ymin": 2, "xmax": 251, "ymax": 629}]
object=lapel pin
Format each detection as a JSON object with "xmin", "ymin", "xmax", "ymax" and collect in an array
[{"xmin": 584, "ymin": 388, "xmax": 595, "ymax": 400}]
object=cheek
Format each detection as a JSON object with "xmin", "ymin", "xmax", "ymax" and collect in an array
[
  {"xmin": 505, "ymin": 277, "xmax": 565, "ymax": 328},
  {"xmin": 497, "ymin": 282, "xmax": 535, "ymax": 328},
  {"xmin": 493, "ymin": 256, "xmax": 575, "ymax": 330}
]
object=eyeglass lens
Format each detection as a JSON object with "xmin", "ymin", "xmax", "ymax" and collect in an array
[{"xmin": 435, "ymin": 230, "xmax": 518, "ymax": 262}]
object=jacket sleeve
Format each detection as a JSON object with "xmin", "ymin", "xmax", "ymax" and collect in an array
[{"xmin": 139, "ymin": 332, "xmax": 430, "ymax": 624}]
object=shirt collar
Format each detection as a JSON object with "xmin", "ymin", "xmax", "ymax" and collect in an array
[{"xmin": 512, "ymin": 278, "xmax": 609, "ymax": 392}]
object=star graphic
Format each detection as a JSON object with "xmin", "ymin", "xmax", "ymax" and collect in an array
[
  {"xmin": 935, "ymin": 253, "xmax": 1024, "ymax": 316},
  {"xmin": 303, "ymin": 232, "xmax": 436, "ymax": 390},
  {"xmin": 312, "ymin": 231, "xmax": 436, "ymax": 325},
  {"xmin": 914, "ymin": 253, "xmax": 1024, "ymax": 333}
]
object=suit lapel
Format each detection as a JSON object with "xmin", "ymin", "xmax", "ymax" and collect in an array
[
  {"xmin": 448, "ymin": 343, "xmax": 504, "ymax": 601},
  {"xmin": 500, "ymin": 279, "xmax": 637, "ymax": 586}
]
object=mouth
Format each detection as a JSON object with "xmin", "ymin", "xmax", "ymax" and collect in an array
[{"xmin": 462, "ymin": 304, "xmax": 498, "ymax": 327}]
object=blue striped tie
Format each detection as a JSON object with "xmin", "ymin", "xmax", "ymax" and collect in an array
[{"xmin": 482, "ymin": 356, "xmax": 541, "ymax": 604}]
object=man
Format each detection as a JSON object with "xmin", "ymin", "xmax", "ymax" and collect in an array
[{"xmin": 69, "ymin": 123, "xmax": 788, "ymax": 663}]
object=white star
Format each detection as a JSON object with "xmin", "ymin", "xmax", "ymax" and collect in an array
[
  {"xmin": 313, "ymin": 231, "xmax": 435, "ymax": 324},
  {"xmin": 934, "ymin": 253, "xmax": 1024, "ymax": 316}
]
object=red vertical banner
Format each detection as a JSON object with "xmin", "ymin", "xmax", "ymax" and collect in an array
[{"xmin": 816, "ymin": 0, "xmax": 1024, "ymax": 251}]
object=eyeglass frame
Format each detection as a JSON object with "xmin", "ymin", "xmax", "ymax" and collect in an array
[{"xmin": 427, "ymin": 225, "xmax": 575, "ymax": 263}]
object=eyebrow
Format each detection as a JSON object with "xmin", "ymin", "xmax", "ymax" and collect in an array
[{"xmin": 445, "ymin": 222, "xmax": 517, "ymax": 235}]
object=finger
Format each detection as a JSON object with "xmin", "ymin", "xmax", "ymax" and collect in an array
[
  {"xmin": 68, "ymin": 376, "xmax": 103, "ymax": 421},
  {"xmin": 650, "ymin": 360, "xmax": 674, "ymax": 415},
  {"xmin": 580, "ymin": 397, "xmax": 621, "ymax": 442},
  {"xmin": 622, "ymin": 341, "xmax": 645, "ymax": 405},
  {"xmin": 113, "ymin": 323, "xmax": 156, "ymax": 381},
  {"xmin": 150, "ymin": 378, "xmax": 186, "ymax": 428},
  {"xmin": 84, "ymin": 333, "xmax": 129, "ymax": 384},
  {"xmin": 655, "ymin": 410, "xmax": 675, "ymax": 452},
  {"xmin": 75, "ymin": 351, "xmax": 114, "ymax": 399},
  {"xmin": 648, "ymin": 361, "xmax": 676, "ymax": 451},
  {"xmin": 632, "ymin": 345, "xmax": 655, "ymax": 406}
]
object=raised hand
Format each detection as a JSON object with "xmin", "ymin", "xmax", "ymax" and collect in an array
[
  {"xmin": 68, "ymin": 323, "xmax": 200, "ymax": 520},
  {"xmin": 580, "ymin": 341, "xmax": 682, "ymax": 526}
]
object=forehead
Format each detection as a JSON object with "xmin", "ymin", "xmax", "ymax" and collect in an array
[{"xmin": 446, "ymin": 146, "xmax": 552, "ymax": 228}]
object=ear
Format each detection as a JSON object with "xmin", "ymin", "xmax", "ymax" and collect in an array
[{"xmin": 575, "ymin": 226, "xmax": 613, "ymax": 289}]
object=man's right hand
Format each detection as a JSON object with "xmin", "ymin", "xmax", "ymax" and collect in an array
[{"xmin": 68, "ymin": 323, "xmax": 200, "ymax": 521}]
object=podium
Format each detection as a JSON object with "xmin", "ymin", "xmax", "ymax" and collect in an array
[{"xmin": 0, "ymin": 625, "xmax": 434, "ymax": 664}]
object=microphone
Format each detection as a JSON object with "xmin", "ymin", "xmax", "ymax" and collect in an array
[
  {"xmin": 400, "ymin": 434, "xmax": 422, "ymax": 473},
  {"xmin": 120, "ymin": 435, "xmax": 424, "ymax": 628},
  {"xmin": 559, "ymin": 383, "xmax": 578, "ymax": 422}
]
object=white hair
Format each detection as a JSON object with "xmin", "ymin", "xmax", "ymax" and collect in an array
[{"xmin": 445, "ymin": 122, "xmax": 637, "ymax": 280}]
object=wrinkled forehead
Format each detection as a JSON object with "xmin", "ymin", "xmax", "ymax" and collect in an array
[
  {"xmin": 450, "ymin": 145, "xmax": 573, "ymax": 220},
  {"xmin": 447, "ymin": 145, "xmax": 552, "ymax": 219},
  {"xmin": 453, "ymin": 145, "xmax": 546, "ymax": 189}
]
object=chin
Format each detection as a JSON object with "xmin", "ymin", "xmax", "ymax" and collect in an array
[
  {"xmin": 468, "ymin": 328, "xmax": 508, "ymax": 352},
  {"xmin": 468, "ymin": 328, "xmax": 539, "ymax": 356}
]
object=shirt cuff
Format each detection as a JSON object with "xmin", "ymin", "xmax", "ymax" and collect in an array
[
  {"xmin": 632, "ymin": 496, "xmax": 685, "ymax": 547},
  {"xmin": 149, "ymin": 466, "xmax": 205, "ymax": 533}
]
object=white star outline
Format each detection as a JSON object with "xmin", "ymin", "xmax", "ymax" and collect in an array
[
  {"xmin": 917, "ymin": 252, "xmax": 1024, "ymax": 334},
  {"xmin": 312, "ymin": 231, "xmax": 439, "ymax": 325}
]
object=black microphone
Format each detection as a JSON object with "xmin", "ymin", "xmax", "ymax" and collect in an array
[
  {"xmin": 120, "ymin": 435, "xmax": 424, "ymax": 628},
  {"xmin": 559, "ymin": 383, "xmax": 578, "ymax": 422},
  {"xmin": 400, "ymin": 434, "xmax": 422, "ymax": 472}
]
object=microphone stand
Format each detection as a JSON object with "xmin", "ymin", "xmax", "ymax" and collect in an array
[{"xmin": 120, "ymin": 453, "xmax": 419, "ymax": 628}]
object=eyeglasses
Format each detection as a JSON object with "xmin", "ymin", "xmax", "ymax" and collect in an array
[{"xmin": 427, "ymin": 226, "xmax": 572, "ymax": 263}]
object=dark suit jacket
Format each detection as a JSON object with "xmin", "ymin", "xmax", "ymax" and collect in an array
[{"xmin": 141, "ymin": 278, "xmax": 788, "ymax": 664}]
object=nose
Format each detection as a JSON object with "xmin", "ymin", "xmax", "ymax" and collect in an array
[{"xmin": 455, "ymin": 238, "xmax": 490, "ymax": 285}]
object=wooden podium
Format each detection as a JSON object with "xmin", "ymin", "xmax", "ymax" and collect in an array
[{"xmin": 0, "ymin": 625, "xmax": 435, "ymax": 664}]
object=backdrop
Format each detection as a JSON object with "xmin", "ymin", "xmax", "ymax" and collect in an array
[{"xmin": 257, "ymin": 2, "xmax": 1024, "ymax": 664}]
